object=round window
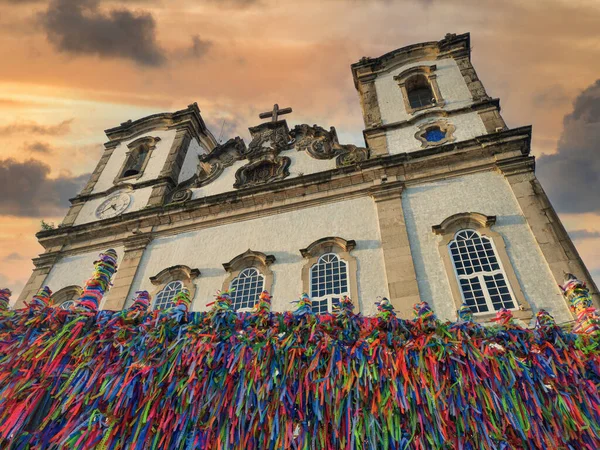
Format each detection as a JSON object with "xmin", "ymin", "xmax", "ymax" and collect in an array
[{"xmin": 424, "ymin": 126, "xmax": 446, "ymax": 142}]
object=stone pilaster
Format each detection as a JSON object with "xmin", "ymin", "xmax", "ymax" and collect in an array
[
  {"xmin": 504, "ymin": 168, "xmax": 600, "ymax": 309},
  {"xmin": 15, "ymin": 252, "xmax": 60, "ymax": 308},
  {"xmin": 81, "ymin": 144, "xmax": 118, "ymax": 196},
  {"xmin": 147, "ymin": 128, "xmax": 192, "ymax": 206},
  {"xmin": 371, "ymin": 182, "xmax": 420, "ymax": 317},
  {"xmin": 102, "ymin": 234, "xmax": 153, "ymax": 310}
]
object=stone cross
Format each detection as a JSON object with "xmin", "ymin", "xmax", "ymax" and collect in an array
[{"xmin": 259, "ymin": 104, "xmax": 292, "ymax": 122}]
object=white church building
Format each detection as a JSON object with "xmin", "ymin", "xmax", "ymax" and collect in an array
[{"xmin": 15, "ymin": 33, "xmax": 598, "ymax": 324}]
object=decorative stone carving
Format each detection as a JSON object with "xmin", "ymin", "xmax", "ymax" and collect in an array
[
  {"xmin": 291, "ymin": 124, "xmax": 338, "ymax": 159},
  {"xmin": 336, "ymin": 145, "xmax": 369, "ymax": 167},
  {"xmin": 201, "ymin": 136, "xmax": 246, "ymax": 168},
  {"xmin": 415, "ymin": 120, "xmax": 456, "ymax": 148},
  {"xmin": 169, "ymin": 188, "xmax": 192, "ymax": 204},
  {"xmin": 233, "ymin": 121, "xmax": 294, "ymax": 189},
  {"xmin": 290, "ymin": 124, "xmax": 370, "ymax": 167},
  {"xmin": 244, "ymin": 121, "xmax": 294, "ymax": 160},
  {"xmin": 234, "ymin": 154, "xmax": 291, "ymax": 189},
  {"xmin": 167, "ymin": 137, "xmax": 246, "ymax": 203}
]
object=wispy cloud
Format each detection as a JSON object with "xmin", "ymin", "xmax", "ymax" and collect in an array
[{"xmin": 0, "ymin": 119, "xmax": 73, "ymax": 136}]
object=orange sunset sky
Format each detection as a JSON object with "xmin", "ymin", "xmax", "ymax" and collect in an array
[{"xmin": 0, "ymin": 0, "xmax": 599, "ymax": 298}]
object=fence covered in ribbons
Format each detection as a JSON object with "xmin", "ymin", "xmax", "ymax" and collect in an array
[{"xmin": 0, "ymin": 250, "xmax": 600, "ymax": 449}]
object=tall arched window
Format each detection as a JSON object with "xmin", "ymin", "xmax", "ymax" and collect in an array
[
  {"xmin": 309, "ymin": 253, "xmax": 349, "ymax": 314},
  {"xmin": 154, "ymin": 280, "xmax": 183, "ymax": 310},
  {"xmin": 222, "ymin": 249, "xmax": 275, "ymax": 312},
  {"xmin": 115, "ymin": 136, "xmax": 160, "ymax": 183},
  {"xmin": 229, "ymin": 268, "xmax": 265, "ymax": 311},
  {"xmin": 406, "ymin": 75, "xmax": 435, "ymax": 109},
  {"xmin": 449, "ymin": 229, "xmax": 516, "ymax": 314}
]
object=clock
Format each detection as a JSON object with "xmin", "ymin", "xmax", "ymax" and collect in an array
[{"xmin": 95, "ymin": 192, "xmax": 131, "ymax": 219}]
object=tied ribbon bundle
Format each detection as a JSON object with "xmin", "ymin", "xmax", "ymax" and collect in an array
[
  {"xmin": 1, "ymin": 297, "xmax": 600, "ymax": 449},
  {"xmin": 0, "ymin": 288, "xmax": 11, "ymax": 311},
  {"xmin": 27, "ymin": 286, "xmax": 52, "ymax": 310},
  {"xmin": 130, "ymin": 290, "xmax": 151, "ymax": 312},
  {"xmin": 561, "ymin": 273, "xmax": 600, "ymax": 334},
  {"xmin": 76, "ymin": 249, "xmax": 118, "ymax": 312}
]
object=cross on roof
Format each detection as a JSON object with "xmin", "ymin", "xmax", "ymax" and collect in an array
[{"xmin": 259, "ymin": 104, "xmax": 292, "ymax": 122}]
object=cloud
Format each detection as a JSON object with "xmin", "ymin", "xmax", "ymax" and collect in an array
[
  {"xmin": 568, "ymin": 229, "xmax": 600, "ymax": 240},
  {"xmin": 0, "ymin": 158, "xmax": 89, "ymax": 217},
  {"xmin": 3, "ymin": 252, "xmax": 24, "ymax": 261},
  {"xmin": 24, "ymin": 141, "xmax": 54, "ymax": 154},
  {"xmin": 0, "ymin": 119, "xmax": 72, "ymax": 136},
  {"xmin": 537, "ymin": 80, "xmax": 600, "ymax": 214},
  {"xmin": 186, "ymin": 35, "xmax": 213, "ymax": 59},
  {"xmin": 40, "ymin": 0, "xmax": 166, "ymax": 66}
]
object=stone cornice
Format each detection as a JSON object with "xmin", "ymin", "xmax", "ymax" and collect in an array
[
  {"xmin": 103, "ymin": 103, "xmax": 218, "ymax": 151},
  {"xmin": 363, "ymin": 98, "xmax": 501, "ymax": 135},
  {"xmin": 36, "ymin": 127, "xmax": 533, "ymax": 256}
]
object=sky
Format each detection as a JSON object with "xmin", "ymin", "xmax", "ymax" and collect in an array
[{"xmin": 0, "ymin": 0, "xmax": 599, "ymax": 299}]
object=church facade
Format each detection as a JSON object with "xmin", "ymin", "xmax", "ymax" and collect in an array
[{"xmin": 15, "ymin": 32, "xmax": 598, "ymax": 324}]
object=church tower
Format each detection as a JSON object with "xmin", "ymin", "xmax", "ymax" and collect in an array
[{"xmin": 15, "ymin": 33, "xmax": 598, "ymax": 325}]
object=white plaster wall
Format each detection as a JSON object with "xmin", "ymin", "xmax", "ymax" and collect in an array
[
  {"xmin": 402, "ymin": 171, "xmax": 570, "ymax": 323},
  {"xmin": 191, "ymin": 149, "xmax": 338, "ymax": 199},
  {"xmin": 386, "ymin": 112, "xmax": 488, "ymax": 155},
  {"xmin": 126, "ymin": 197, "xmax": 387, "ymax": 315},
  {"xmin": 43, "ymin": 246, "xmax": 125, "ymax": 307},
  {"xmin": 375, "ymin": 58, "xmax": 473, "ymax": 125},
  {"xmin": 178, "ymin": 138, "xmax": 207, "ymax": 184},
  {"xmin": 73, "ymin": 187, "xmax": 153, "ymax": 226},
  {"xmin": 92, "ymin": 130, "xmax": 177, "ymax": 194}
]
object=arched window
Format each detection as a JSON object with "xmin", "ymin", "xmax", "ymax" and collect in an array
[
  {"xmin": 406, "ymin": 75, "xmax": 435, "ymax": 109},
  {"xmin": 154, "ymin": 280, "xmax": 183, "ymax": 310},
  {"xmin": 394, "ymin": 65, "xmax": 444, "ymax": 115},
  {"xmin": 229, "ymin": 268, "xmax": 265, "ymax": 311},
  {"xmin": 300, "ymin": 237, "xmax": 358, "ymax": 314},
  {"xmin": 115, "ymin": 136, "xmax": 160, "ymax": 183},
  {"xmin": 449, "ymin": 229, "xmax": 516, "ymax": 314},
  {"xmin": 222, "ymin": 249, "xmax": 275, "ymax": 312},
  {"xmin": 51, "ymin": 285, "xmax": 82, "ymax": 310},
  {"xmin": 309, "ymin": 253, "xmax": 349, "ymax": 314}
]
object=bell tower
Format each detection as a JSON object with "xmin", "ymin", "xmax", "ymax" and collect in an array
[
  {"xmin": 351, "ymin": 33, "xmax": 506, "ymax": 156},
  {"xmin": 59, "ymin": 103, "xmax": 218, "ymax": 228}
]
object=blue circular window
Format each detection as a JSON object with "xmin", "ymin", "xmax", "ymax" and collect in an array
[{"xmin": 424, "ymin": 127, "xmax": 446, "ymax": 142}]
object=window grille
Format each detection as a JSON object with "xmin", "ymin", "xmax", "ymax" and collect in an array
[
  {"xmin": 449, "ymin": 229, "xmax": 516, "ymax": 314},
  {"xmin": 309, "ymin": 253, "xmax": 348, "ymax": 314},
  {"xmin": 154, "ymin": 280, "xmax": 183, "ymax": 310},
  {"xmin": 230, "ymin": 268, "xmax": 264, "ymax": 311}
]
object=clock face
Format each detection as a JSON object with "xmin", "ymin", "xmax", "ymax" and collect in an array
[{"xmin": 95, "ymin": 193, "xmax": 131, "ymax": 219}]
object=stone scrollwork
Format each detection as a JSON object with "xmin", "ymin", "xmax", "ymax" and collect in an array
[
  {"xmin": 291, "ymin": 124, "xmax": 370, "ymax": 167},
  {"xmin": 244, "ymin": 122, "xmax": 294, "ymax": 160},
  {"xmin": 234, "ymin": 154, "xmax": 291, "ymax": 189},
  {"xmin": 169, "ymin": 188, "xmax": 192, "ymax": 204},
  {"xmin": 291, "ymin": 124, "xmax": 338, "ymax": 159},
  {"xmin": 233, "ymin": 121, "xmax": 294, "ymax": 189},
  {"xmin": 336, "ymin": 145, "xmax": 370, "ymax": 167}
]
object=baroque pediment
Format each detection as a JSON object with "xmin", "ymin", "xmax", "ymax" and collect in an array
[{"xmin": 168, "ymin": 119, "xmax": 370, "ymax": 203}]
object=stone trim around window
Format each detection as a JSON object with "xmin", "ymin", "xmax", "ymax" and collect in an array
[
  {"xmin": 394, "ymin": 65, "xmax": 445, "ymax": 115},
  {"xmin": 414, "ymin": 120, "xmax": 456, "ymax": 148},
  {"xmin": 432, "ymin": 212, "xmax": 532, "ymax": 323},
  {"xmin": 114, "ymin": 136, "xmax": 161, "ymax": 184},
  {"xmin": 51, "ymin": 285, "xmax": 83, "ymax": 308},
  {"xmin": 221, "ymin": 249, "xmax": 275, "ymax": 294},
  {"xmin": 299, "ymin": 237, "xmax": 359, "ymax": 310},
  {"xmin": 149, "ymin": 264, "xmax": 200, "ymax": 308}
]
